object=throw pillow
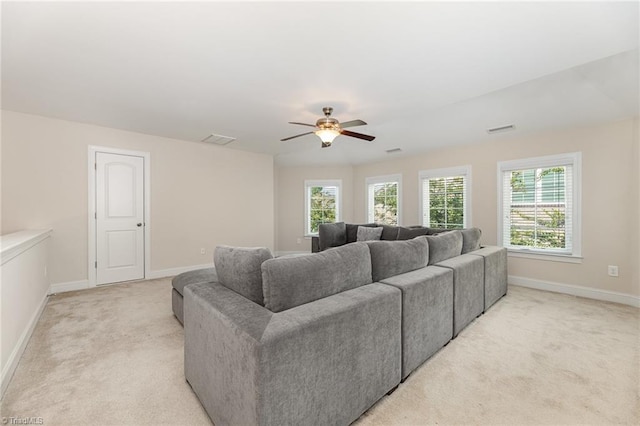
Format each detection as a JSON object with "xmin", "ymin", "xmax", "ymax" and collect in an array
[
  {"xmin": 346, "ymin": 223, "xmax": 377, "ymax": 243},
  {"xmin": 396, "ymin": 226, "xmax": 429, "ymax": 240},
  {"xmin": 262, "ymin": 243, "xmax": 373, "ymax": 313},
  {"xmin": 318, "ymin": 222, "xmax": 347, "ymax": 251},
  {"xmin": 214, "ymin": 245, "xmax": 273, "ymax": 306},
  {"xmin": 426, "ymin": 231, "xmax": 463, "ymax": 265},
  {"xmin": 367, "ymin": 237, "xmax": 429, "ymax": 282},
  {"xmin": 461, "ymin": 227, "xmax": 482, "ymax": 253},
  {"xmin": 357, "ymin": 226, "xmax": 383, "ymax": 241}
]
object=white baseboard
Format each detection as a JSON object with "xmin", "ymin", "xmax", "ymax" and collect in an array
[
  {"xmin": 48, "ymin": 264, "xmax": 214, "ymax": 295},
  {"xmin": 49, "ymin": 279, "xmax": 89, "ymax": 294},
  {"xmin": 509, "ymin": 275, "xmax": 640, "ymax": 308},
  {"xmin": 1, "ymin": 293, "xmax": 49, "ymax": 398},
  {"xmin": 146, "ymin": 264, "xmax": 213, "ymax": 280}
]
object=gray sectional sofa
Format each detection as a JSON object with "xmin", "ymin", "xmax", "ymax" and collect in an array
[{"xmin": 172, "ymin": 226, "xmax": 508, "ymax": 426}]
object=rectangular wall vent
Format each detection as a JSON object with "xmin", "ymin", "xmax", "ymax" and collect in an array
[
  {"xmin": 486, "ymin": 124, "xmax": 516, "ymax": 134},
  {"xmin": 201, "ymin": 133, "xmax": 236, "ymax": 145},
  {"xmin": 385, "ymin": 148, "xmax": 402, "ymax": 154}
]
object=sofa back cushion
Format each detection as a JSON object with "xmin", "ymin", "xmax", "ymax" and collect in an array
[
  {"xmin": 318, "ymin": 222, "xmax": 347, "ymax": 251},
  {"xmin": 461, "ymin": 227, "xmax": 482, "ymax": 253},
  {"xmin": 214, "ymin": 246, "xmax": 273, "ymax": 305},
  {"xmin": 367, "ymin": 237, "xmax": 430, "ymax": 282},
  {"xmin": 262, "ymin": 243, "xmax": 373, "ymax": 313},
  {"xmin": 426, "ymin": 231, "xmax": 463, "ymax": 265},
  {"xmin": 396, "ymin": 226, "xmax": 429, "ymax": 240},
  {"xmin": 380, "ymin": 225, "xmax": 400, "ymax": 240}
]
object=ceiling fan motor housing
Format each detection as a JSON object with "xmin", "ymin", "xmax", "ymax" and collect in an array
[
  {"xmin": 316, "ymin": 116, "xmax": 340, "ymax": 130},
  {"xmin": 317, "ymin": 106, "xmax": 340, "ymax": 130}
]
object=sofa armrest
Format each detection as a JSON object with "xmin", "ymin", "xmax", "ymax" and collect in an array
[
  {"xmin": 311, "ymin": 236, "xmax": 320, "ymax": 253},
  {"xmin": 184, "ymin": 282, "xmax": 401, "ymax": 426}
]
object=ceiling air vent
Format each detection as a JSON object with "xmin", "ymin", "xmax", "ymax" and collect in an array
[
  {"xmin": 486, "ymin": 124, "xmax": 516, "ymax": 134},
  {"xmin": 385, "ymin": 148, "xmax": 402, "ymax": 154},
  {"xmin": 201, "ymin": 133, "xmax": 236, "ymax": 145}
]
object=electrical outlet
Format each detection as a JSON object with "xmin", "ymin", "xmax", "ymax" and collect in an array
[
  {"xmin": 607, "ymin": 265, "xmax": 619, "ymax": 277},
  {"xmin": 200, "ymin": 248, "xmax": 206, "ymax": 255},
  {"xmin": 296, "ymin": 238, "xmax": 302, "ymax": 244}
]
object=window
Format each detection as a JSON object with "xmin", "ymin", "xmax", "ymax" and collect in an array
[
  {"xmin": 366, "ymin": 174, "xmax": 401, "ymax": 225},
  {"xmin": 304, "ymin": 180, "xmax": 341, "ymax": 236},
  {"xmin": 419, "ymin": 166, "xmax": 471, "ymax": 229},
  {"xmin": 498, "ymin": 152, "xmax": 581, "ymax": 259}
]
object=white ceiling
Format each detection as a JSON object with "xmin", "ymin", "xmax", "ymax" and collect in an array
[{"xmin": 2, "ymin": 1, "xmax": 639, "ymax": 167}]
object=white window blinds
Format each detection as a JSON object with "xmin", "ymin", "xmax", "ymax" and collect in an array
[
  {"xmin": 366, "ymin": 175, "xmax": 401, "ymax": 225},
  {"xmin": 499, "ymin": 153, "xmax": 581, "ymax": 256},
  {"xmin": 420, "ymin": 167, "xmax": 470, "ymax": 229},
  {"xmin": 305, "ymin": 180, "xmax": 341, "ymax": 235}
]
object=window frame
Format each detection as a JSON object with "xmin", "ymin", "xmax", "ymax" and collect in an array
[
  {"xmin": 304, "ymin": 179, "xmax": 342, "ymax": 237},
  {"xmin": 418, "ymin": 165, "xmax": 472, "ymax": 229},
  {"xmin": 365, "ymin": 174, "xmax": 402, "ymax": 225},
  {"xmin": 497, "ymin": 152, "xmax": 582, "ymax": 262}
]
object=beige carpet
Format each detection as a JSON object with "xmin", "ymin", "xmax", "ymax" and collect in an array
[{"xmin": 1, "ymin": 279, "xmax": 638, "ymax": 425}]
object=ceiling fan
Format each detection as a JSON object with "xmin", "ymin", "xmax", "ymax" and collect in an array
[{"xmin": 281, "ymin": 107, "xmax": 376, "ymax": 148}]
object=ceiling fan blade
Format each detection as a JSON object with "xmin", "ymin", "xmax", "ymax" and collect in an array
[
  {"xmin": 281, "ymin": 131, "xmax": 314, "ymax": 141},
  {"xmin": 340, "ymin": 119, "xmax": 367, "ymax": 128},
  {"xmin": 340, "ymin": 129, "xmax": 376, "ymax": 141},
  {"xmin": 288, "ymin": 121, "xmax": 317, "ymax": 128}
]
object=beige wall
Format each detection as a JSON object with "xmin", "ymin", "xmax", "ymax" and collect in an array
[
  {"xmin": 275, "ymin": 166, "xmax": 354, "ymax": 252},
  {"xmin": 1, "ymin": 111, "xmax": 274, "ymax": 285},
  {"xmin": 276, "ymin": 119, "xmax": 639, "ymax": 297}
]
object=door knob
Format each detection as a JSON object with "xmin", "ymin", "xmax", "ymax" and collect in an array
[{"xmin": 137, "ymin": 223, "xmax": 143, "ymax": 227}]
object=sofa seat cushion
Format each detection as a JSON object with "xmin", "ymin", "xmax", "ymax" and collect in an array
[
  {"xmin": 367, "ymin": 237, "xmax": 429, "ymax": 282},
  {"xmin": 318, "ymin": 221, "xmax": 347, "ymax": 251},
  {"xmin": 380, "ymin": 266, "xmax": 453, "ymax": 378},
  {"xmin": 469, "ymin": 246, "xmax": 508, "ymax": 311},
  {"xmin": 171, "ymin": 267, "xmax": 218, "ymax": 296},
  {"xmin": 214, "ymin": 246, "xmax": 273, "ymax": 306},
  {"xmin": 426, "ymin": 230, "xmax": 463, "ymax": 265},
  {"xmin": 434, "ymin": 254, "xmax": 484, "ymax": 336},
  {"xmin": 262, "ymin": 242, "xmax": 373, "ymax": 313}
]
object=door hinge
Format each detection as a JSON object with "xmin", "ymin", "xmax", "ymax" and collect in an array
[
  {"xmin": 95, "ymin": 212, "xmax": 97, "ymax": 219},
  {"xmin": 94, "ymin": 163, "xmax": 97, "ymax": 170},
  {"xmin": 95, "ymin": 261, "xmax": 97, "ymax": 268}
]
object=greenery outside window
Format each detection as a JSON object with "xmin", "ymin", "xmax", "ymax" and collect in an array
[
  {"xmin": 366, "ymin": 174, "xmax": 401, "ymax": 225},
  {"xmin": 419, "ymin": 166, "xmax": 471, "ymax": 229},
  {"xmin": 498, "ymin": 152, "xmax": 581, "ymax": 259},
  {"xmin": 304, "ymin": 180, "xmax": 341, "ymax": 236}
]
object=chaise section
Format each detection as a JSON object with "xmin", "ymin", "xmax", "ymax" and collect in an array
[
  {"xmin": 380, "ymin": 266, "xmax": 453, "ymax": 379},
  {"xmin": 184, "ymin": 281, "xmax": 402, "ymax": 426},
  {"xmin": 469, "ymin": 246, "xmax": 508, "ymax": 311},
  {"xmin": 433, "ymin": 254, "xmax": 484, "ymax": 337},
  {"xmin": 171, "ymin": 267, "xmax": 218, "ymax": 324}
]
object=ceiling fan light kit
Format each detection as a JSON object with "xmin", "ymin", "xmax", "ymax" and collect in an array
[
  {"xmin": 282, "ymin": 106, "xmax": 376, "ymax": 148},
  {"xmin": 315, "ymin": 129, "xmax": 340, "ymax": 146}
]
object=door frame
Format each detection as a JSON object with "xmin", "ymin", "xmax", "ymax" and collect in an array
[{"xmin": 88, "ymin": 145, "xmax": 151, "ymax": 287}]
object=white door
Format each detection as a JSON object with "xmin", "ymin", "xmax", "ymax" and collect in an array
[{"xmin": 95, "ymin": 152, "xmax": 145, "ymax": 285}]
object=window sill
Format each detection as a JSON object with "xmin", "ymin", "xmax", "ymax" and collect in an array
[{"xmin": 507, "ymin": 249, "xmax": 583, "ymax": 264}]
